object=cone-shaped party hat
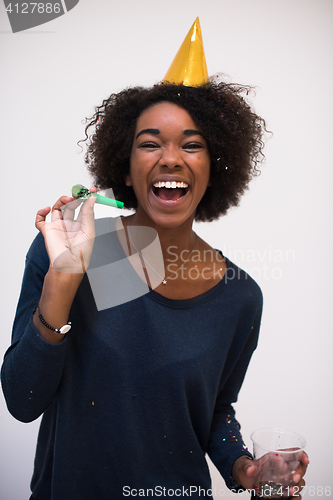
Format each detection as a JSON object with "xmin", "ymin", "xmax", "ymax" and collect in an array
[{"xmin": 163, "ymin": 17, "xmax": 209, "ymax": 87}]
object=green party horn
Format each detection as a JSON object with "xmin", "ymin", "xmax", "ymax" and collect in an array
[{"xmin": 72, "ymin": 184, "xmax": 124, "ymax": 209}]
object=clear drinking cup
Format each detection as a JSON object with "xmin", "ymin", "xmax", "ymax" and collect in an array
[{"xmin": 250, "ymin": 428, "xmax": 306, "ymax": 499}]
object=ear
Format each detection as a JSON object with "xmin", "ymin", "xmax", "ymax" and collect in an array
[{"xmin": 125, "ymin": 173, "xmax": 132, "ymax": 187}]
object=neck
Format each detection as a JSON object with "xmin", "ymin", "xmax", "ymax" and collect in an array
[{"xmin": 127, "ymin": 212, "xmax": 196, "ymax": 259}]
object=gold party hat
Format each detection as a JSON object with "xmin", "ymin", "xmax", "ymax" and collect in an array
[{"xmin": 163, "ymin": 17, "xmax": 209, "ymax": 87}]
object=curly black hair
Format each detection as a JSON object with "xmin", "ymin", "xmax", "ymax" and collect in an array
[{"xmin": 82, "ymin": 77, "xmax": 267, "ymax": 222}]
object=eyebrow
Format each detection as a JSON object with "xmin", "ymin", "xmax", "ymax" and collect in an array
[
  {"xmin": 183, "ymin": 129, "xmax": 204, "ymax": 137},
  {"xmin": 136, "ymin": 128, "xmax": 160, "ymax": 139},
  {"xmin": 135, "ymin": 128, "xmax": 204, "ymax": 139}
]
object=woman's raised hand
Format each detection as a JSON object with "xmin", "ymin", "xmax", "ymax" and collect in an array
[{"xmin": 35, "ymin": 188, "xmax": 97, "ymax": 274}]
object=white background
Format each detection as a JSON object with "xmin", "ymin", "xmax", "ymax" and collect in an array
[{"xmin": 0, "ymin": 0, "xmax": 332, "ymax": 498}]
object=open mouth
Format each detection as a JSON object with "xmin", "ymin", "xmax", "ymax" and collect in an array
[{"xmin": 152, "ymin": 181, "xmax": 189, "ymax": 202}]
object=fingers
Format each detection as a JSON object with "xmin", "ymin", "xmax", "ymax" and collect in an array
[
  {"xmin": 62, "ymin": 187, "xmax": 97, "ymax": 224},
  {"xmin": 291, "ymin": 452, "xmax": 309, "ymax": 498},
  {"xmin": 35, "ymin": 206, "xmax": 51, "ymax": 232},
  {"xmin": 300, "ymin": 451, "xmax": 310, "ymax": 465},
  {"xmin": 293, "ymin": 451, "xmax": 309, "ymax": 483},
  {"xmin": 76, "ymin": 195, "xmax": 96, "ymax": 225},
  {"xmin": 38, "ymin": 188, "xmax": 97, "ymax": 230},
  {"xmin": 51, "ymin": 196, "xmax": 75, "ymax": 222},
  {"xmin": 290, "ymin": 477, "xmax": 305, "ymax": 497},
  {"xmin": 61, "ymin": 198, "xmax": 84, "ymax": 222},
  {"xmin": 231, "ymin": 456, "xmax": 258, "ymax": 488},
  {"xmin": 244, "ymin": 461, "xmax": 256, "ymax": 477}
]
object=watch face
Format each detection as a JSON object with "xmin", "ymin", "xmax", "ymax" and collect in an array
[{"xmin": 59, "ymin": 324, "xmax": 72, "ymax": 334}]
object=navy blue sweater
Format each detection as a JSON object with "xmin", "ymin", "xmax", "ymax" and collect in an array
[{"xmin": 1, "ymin": 221, "xmax": 262, "ymax": 499}]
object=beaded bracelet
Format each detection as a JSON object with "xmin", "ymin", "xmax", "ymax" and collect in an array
[{"xmin": 36, "ymin": 308, "xmax": 71, "ymax": 335}]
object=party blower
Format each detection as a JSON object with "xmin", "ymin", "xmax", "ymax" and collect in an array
[{"xmin": 71, "ymin": 184, "xmax": 124, "ymax": 209}]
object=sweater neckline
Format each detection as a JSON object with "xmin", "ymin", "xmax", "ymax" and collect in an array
[
  {"xmin": 147, "ymin": 257, "xmax": 230, "ymax": 308},
  {"xmin": 112, "ymin": 216, "xmax": 229, "ymax": 308}
]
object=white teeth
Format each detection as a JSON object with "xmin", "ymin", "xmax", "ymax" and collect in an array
[{"xmin": 153, "ymin": 181, "xmax": 189, "ymax": 189}]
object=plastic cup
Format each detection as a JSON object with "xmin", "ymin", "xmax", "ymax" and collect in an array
[{"xmin": 250, "ymin": 428, "xmax": 306, "ymax": 499}]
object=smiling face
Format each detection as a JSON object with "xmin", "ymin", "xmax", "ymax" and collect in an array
[{"xmin": 126, "ymin": 102, "xmax": 211, "ymax": 229}]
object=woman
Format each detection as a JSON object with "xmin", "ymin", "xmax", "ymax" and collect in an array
[{"xmin": 1, "ymin": 80, "xmax": 308, "ymax": 498}]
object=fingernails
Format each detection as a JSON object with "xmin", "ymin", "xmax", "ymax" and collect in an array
[{"xmin": 293, "ymin": 473, "xmax": 300, "ymax": 483}]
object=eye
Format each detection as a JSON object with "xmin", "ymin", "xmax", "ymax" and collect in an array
[
  {"xmin": 183, "ymin": 142, "xmax": 204, "ymax": 151},
  {"xmin": 139, "ymin": 142, "xmax": 159, "ymax": 149}
]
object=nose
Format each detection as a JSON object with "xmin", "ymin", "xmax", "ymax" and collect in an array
[{"xmin": 158, "ymin": 145, "xmax": 184, "ymax": 169}]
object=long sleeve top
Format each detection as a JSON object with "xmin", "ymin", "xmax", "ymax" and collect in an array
[{"xmin": 1, "ymin": 219, "xmax": 263, "ymax": 499}]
